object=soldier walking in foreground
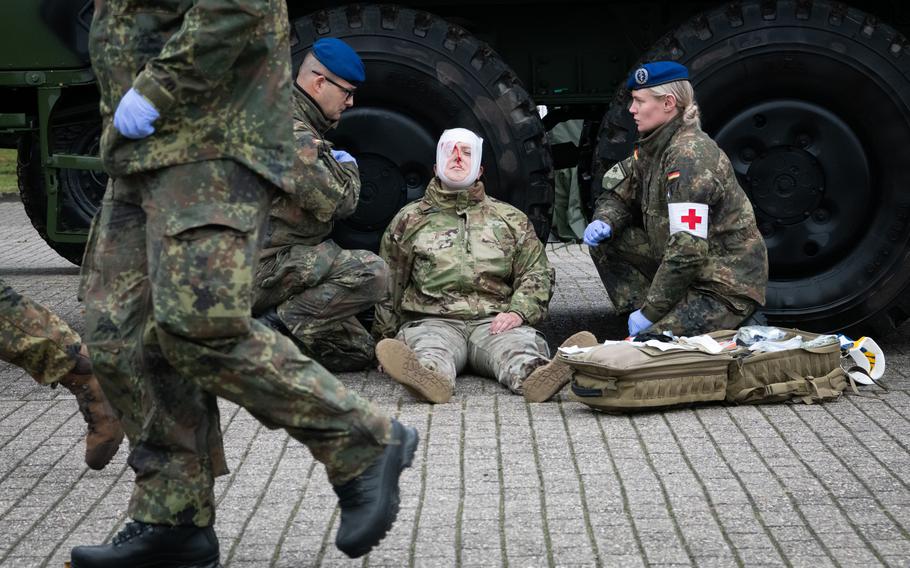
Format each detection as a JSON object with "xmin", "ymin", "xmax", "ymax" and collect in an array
[
  {"xmin": 373, "ymin": 128, "xmax": 597, "ymax": 404},
  {"xmin": 255, "ymin": 38, "xmax": 387, "ymax": 372},
  {"xmin": 0, "ymin": 279, "xmax": 122, "ymax": 470},
  {"xmin": 72, "ymin": 2, "xmax": 417, "ymax": 566},
  {"xmin": 585, "ymin": 61, "xmax": 768, "ymax": 338}
]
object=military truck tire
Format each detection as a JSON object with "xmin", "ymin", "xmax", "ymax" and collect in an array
[
  {"xmin": 290, "ymin": 4, "xmax": 552, "ymax": 251},
  {"xmin": 18, "ymin": 120, "xmax": 106, "ymax": 266},
  {"xmin": 595, "ymin": 0, "xmax": 910, "ymax": 334}
]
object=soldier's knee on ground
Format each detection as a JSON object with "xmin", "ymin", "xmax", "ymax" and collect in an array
[{"xmin": 358, "ymin": 254, "xmax": 389, "ymax": 304}]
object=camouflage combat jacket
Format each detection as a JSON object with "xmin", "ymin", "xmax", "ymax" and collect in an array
[
  {"xmin": 594, "ymin": 115, "xmax": 768, "ymax": 322},
  {"xmin": 260, "ymin": 87, "xmax": 361, "ymax": 256},
  {"xmin": 89, "ymin": 0, "xmax": 295, "ymax": 190},
  {"xmin": 373, "ymin": 179, "xmax": 554, "ymax": 339}
]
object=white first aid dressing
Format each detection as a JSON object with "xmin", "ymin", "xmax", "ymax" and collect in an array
[
  {"xmin": 668, "ymin": 202, "xmax": 709, "ymax": 239},
  {"xmin": 435, "ymin": 128, "xmax": 483, "ymax": 189}
]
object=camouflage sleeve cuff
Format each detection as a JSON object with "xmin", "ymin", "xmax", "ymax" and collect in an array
[
  {"xmin": 640, "ymin": 303, "xmax": 664, "ymax": 324},
  {"xmin": 507, "ymin": 302, "xmax": 539, "ymax": 326},
  {"xmin": 133, "ymin": 72, "xmax": 177, "ymax": 113}
]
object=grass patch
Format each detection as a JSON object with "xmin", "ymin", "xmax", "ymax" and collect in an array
[{"xmin": 0, "ymin": 149, "xmax": 17, "ymax": 195}]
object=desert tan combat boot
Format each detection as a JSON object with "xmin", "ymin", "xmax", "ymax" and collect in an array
[
  {"xmin": 58, "ymin": 347, "xmax": 124, "ymax": 470},
  {"xmin": 376, "ymin": 339, "xmax": 453, "ymax": 404},
  {"xmin": 522, "ymin": 331, "xmax": 599, "ymax": 403}
]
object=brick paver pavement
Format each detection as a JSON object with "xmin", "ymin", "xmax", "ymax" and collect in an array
[{"xmin": 2, "ymin": 199, "xmax": 910, "ymax": 567}]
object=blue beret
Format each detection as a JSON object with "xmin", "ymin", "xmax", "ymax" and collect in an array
[
  {"xmin": 313, "ymin": 38, "xmax": 365, "ymax": 85},
  {"xmin": 627, "ymin": 61, "xmax": 689, "ymax": 90}
]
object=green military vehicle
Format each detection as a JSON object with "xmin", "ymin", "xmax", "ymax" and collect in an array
[{"xmin": 3, "ymin": 0, "xmax": 910, "ymax": 335}]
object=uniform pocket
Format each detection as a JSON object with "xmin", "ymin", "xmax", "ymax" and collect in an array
[{"xmin": 153, "ymin": 203, "xmax": 260, "ymax": 339}]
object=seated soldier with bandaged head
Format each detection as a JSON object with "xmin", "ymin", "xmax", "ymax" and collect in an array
[
  {"xmin": 372, "ymin": 128, "xmax": 595, "ymax": 403},
  {"xmin": 584, "ymin": 61, "xmax": 769, "ymax": 338}
]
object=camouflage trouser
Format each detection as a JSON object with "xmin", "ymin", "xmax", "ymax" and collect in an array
[
  {"xmin": 590, "ymin": 227, "xmax": 756, "ymax": 336},
  {"xmin": 254, "ymin": 241, "xmax": 387, "ymax": 372},
  {"xmin": 80, "ymin": 160, "xmax": 391, "ymax": 527},
  {"xmin": 0, "ymin": 279, "xmax": 79, "ymax": 384},
  {"xmin": 396, "ymin": 317, "xmax": 550, "ymax": 394}
]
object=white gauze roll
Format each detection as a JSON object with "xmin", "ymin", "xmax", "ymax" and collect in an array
[{"xmin": 435, "ymin": 128, "xmax": 483, "ymax": 189}]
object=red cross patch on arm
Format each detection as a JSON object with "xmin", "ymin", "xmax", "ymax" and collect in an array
[{"xmin": 668, "ymin": 202, "xmax": 709, "ymax": 239}]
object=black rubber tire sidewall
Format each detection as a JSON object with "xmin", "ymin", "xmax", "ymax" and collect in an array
[
  {"xmin": 290, "ymin": 5, "xmax": 553, "ymax": 251},
  {"xmin": 595, "ymin": 0, "xmax": 910, "ymax": 334}
]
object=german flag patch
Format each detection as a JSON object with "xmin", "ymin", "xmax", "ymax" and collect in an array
[{"xmin": 667, "ymin": 170, "xmax": 681, "ymax": 181}]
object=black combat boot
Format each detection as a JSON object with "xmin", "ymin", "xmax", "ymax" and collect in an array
[
  {"xmin": 69, "ymin": 521, "xmax": 220, "ymax": 568},
  {"xmin": 333, "ymin": 419, "xmax": 419, "ymax": 558}
]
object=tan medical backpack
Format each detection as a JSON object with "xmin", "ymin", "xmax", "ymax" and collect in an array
[{"xmin": 563, "ymin": 329, "xmax": 849, "ymax": 413}]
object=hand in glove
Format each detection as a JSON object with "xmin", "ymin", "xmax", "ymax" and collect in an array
[
  {"xmin": 331, "ymin": 149, "xmax": 358, "ymax": 165},
  {"xmin": 627, "ymin": 309, "xmax": 653, "ymax": 337},
  {"xmin": 113, "ymin": 88, "xmax": 160, "ymax": 139},
  {"xmin": 583, "ymin": 220, "xmax": 612, "ymax": 246}
]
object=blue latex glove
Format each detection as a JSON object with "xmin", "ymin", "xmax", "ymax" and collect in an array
[
  {"xmin": 331, "ymin": 149, "xmax": 357, "ymax": 165},
  {"xmin": 113, "ymin": 88, "xmax": 160, "ymax": 139},
  {"xmin": 628, "ymin": 309, "xmax": 653, "ymax": 337},
  {"xmin": 583, "ymin": 220, "xmax": 612, "ymax": 246}
]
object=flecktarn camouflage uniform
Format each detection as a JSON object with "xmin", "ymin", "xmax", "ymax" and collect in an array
[
  {"xmin": 84, "ymin": 0, "xmax": 392, "ymax": 528},
  {"xmin": 0, "ymin": 278, "xmax": 81, "ymax": 383},
  {"xmin": 373, "ymin": 178, "xmax": 555, "ymax": 393},
  {"xmin": 254, "ymin": 87, "xmax": 386, "ymax": 372},
  {"xmin": 590, "ymin": 114, "xmax": 768, "ymax": 335}
]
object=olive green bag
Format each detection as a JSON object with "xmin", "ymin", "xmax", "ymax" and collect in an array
[
  {"xmin": 709, "ymin": 329, "xmax": 850, "ymax": 405},
  {"xmin": 563, "ymin": 329, "xmax": 850, "ymax": 413}
]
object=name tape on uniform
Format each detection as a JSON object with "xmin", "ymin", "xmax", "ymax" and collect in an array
[{"xmin": 668, "ymin": 202, "xmax": 709, "ymax": 239}]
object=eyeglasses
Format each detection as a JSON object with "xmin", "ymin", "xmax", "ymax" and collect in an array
[{"xmin": 312, "ymin": 71, "xmax": 356, "ymax": 100}]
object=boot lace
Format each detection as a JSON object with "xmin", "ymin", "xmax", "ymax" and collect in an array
[{"xmin": 112, "ymin": 522, "xmax": 148, "ymax": 546}]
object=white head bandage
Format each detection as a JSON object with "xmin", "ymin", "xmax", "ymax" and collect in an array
[{"xmin": 435, "ymin": 128, "xmax": 484, "ymax": 189}]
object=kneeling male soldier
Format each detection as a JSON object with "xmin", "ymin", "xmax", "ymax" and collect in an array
[
  {"xmin": 255, "ymin": 38, "xmax": 387, "ymax": 372},
  {"xmin": 0, "ymin": 280, "xmax": 123, "ymax": 470},
  {"xmin": 584, "ymin": 61, "xmax": 768, "ymax": 337},
  {"xmin": 373, "ymin": 128, "xmax": 597, "ymax": 403}
]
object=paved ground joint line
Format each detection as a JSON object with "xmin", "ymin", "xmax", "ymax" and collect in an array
[
  {"xmin": 756, "ymin": 404, "xmax": 890, "ymax": 564},
  {"xmin": 557, "ymin": 399, "xmax": 602, "ymax": 568},
  {"xmin": 45, "ymin": 461, "xmax": 133, "ymax": 567},
  {"xmin": 0, "ymin": 418, "xmax": 93, "ymax": 565},
  {"xmin": 660, "ymin": 412, "xmax": 744, "ymax": 567},
  {"xmin": 595, "ymin": 413, "xmax": 647, "ymax": 561},
  {"xmin": 407, "ymin": 405, "xmax": 433, "ymax": 568},
  {"xmin": 846, "ymin": 395, "xmax": 910, "ymax": 475},
  {"xmin": 773, "ymin": 403, "xmax": 910, "ymax": 542},
  {"xmin": 524, "ymin": 399, "xmax": 556, "ymax": 568},
  {"xmin": 819, "ymin": 398, "xmax": 910, "ymax": 502},
  {"xmin": 495, "ymin": 395, "xmax": 509, "ymax": 568},
  {"xmin": 214, "ymin": 422, "xmax": 265, "ymax": 510},
  {"xmin": 0, "ymin": 405, "xmax": 80, "ymax": 515},
  {"xmin": 0, "ymin": 398, "xmax": 26, "ymax": 422},
  {"xmin": 269, "ymin": 460, "xmax": 318, "ymax": 568},
  {"xmin": 728, "ymin": 409, "xmax": 841, "ymax": 566},
  {"xmin": 695, "ymin": 410, "xmax": 793, "ymax": 566},
  {"xmin": 455, "ymin": 398, "xmax": 466, "ymax": 568},
  {"xmin": 0, "ymin": 400, "xmax": 66, "ymax": 456},
  {"xmin": 313, "ymin": 505, "xmax": 339, "ymax": 565},
  {"xmin": 628, "ymin": 414, "xmax": 697, "ymax": 566},
  {"xmin": 223, "ymin": 433, "xmax": 291, "ymax": 565}
]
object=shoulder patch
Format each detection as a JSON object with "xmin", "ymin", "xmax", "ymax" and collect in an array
[
  {"xmin": 602, "ymin": 161, "xmax": 629, "ymax": 191},
  {"xmin": 668, "ymin": 202, "xmax": 709, "ymax": 239},
  {"xmin": 667, "ymin": 170, "xmax": 680, "ymax": 181}
]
